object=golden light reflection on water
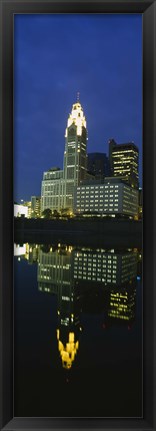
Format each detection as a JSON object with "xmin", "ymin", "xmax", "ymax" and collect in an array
[{"xmin": 57, "ymin": 329, "xmax": 79, "ymax": 369}]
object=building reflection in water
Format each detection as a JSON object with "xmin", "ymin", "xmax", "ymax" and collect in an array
[
  {"xmin": 15, "ymin": 243, "xmax": 142, "ymax": 369},
  {"xmin": 37, "ymin": 244, "xmax": 81, "ymax": 369}
]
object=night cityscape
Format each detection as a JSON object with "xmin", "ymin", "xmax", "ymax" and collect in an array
[
  {"xmin": 14, "ymin": 97, "xmax": 142, "ymax": 221},
  {"xmin": 14, "ymin": 13, "xmax": 142, "ymax": 209},
  {"xmin": 14, "ymin": 13, "xmax": 143, "ymax": 419}
]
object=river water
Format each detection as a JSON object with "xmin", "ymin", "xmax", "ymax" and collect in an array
[{"xmin": 14, "ymin": 242, "xmax": 142, "ymax": 418}]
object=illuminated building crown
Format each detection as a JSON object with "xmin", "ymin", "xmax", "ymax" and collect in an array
[{"xmin": 65, "ymin": 100, "xmax": 87, "ymax": 137}]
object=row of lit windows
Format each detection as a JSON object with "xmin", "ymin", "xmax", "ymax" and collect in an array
[
  {"xmin": 74, "ymin": 265, "xmax": 117, "ymax": 272},
  {"xmin": 123, "ymin": 189, "xmax": 137, "ymax": 195},
  {"xmin": 74, "ymin": 274, "xmax": 117, "ymax": 282},
  {"xmin": 123, "ymin": 204, "xmax": 138, "ymax": 210},
  {"xmin": 76, "ymin": 264, "xmax": 113, "ymax": 269},
  {"xmin": 77, "ymin": 203, "xmax": 119, "ymax": 207},
  {"xmin": 75, "ymin": 259, "xmax": 117, "ymax": 266},
  {"xmin": 75, "ymin": 259, "xmax": 117, "ymax": 265},
  {"xmin": 74, "ymin": 268, "xmax": 117, "ymax": 275},
  {"xmin": 42, "ymin": 198, "xmax": 61, "ymax": 203},
  {"xmin": 112, "ymin": 149, "xmax": 138, "ymax": 154},
  {"xmin": 77, "ymin": 188, "xmax": 119, "ymax": 192},
  {"xmin": 76, "ymin": 197, "xmax": 119, "ymax": 204},
  {"xmin": 113, "ymin": 162, "xmax": 135, "ymax": 167},
  {"xmin": 42, "ymin": 190, "xmax": 63, "ymax": 196},
  {"xmin": 123, "ymin": 201, "xmax": 138, "ymax": 208},
  {"xmin": 43, "ymin": 175, "xmax": 63, "ymax": 181},
  {"xmin": 76, "ymin": 198, "xmax": 119, "ymax": 204},
  {"xmin": 42, "ymin": 183, "xmax": 63, "ymax": 189},
  {"xmin": 42, "ymin": 180, "xmax": 63, "ymax": 185},
  {"xmin": 75, "ymin": 254, "xmax": 117, "ymax": 260},
  {"xmin": 77, "ymin": 195, "xmax": 119, "ymax": 199},
  {"xmin": 77, "ymin": 185, "xmax": 119, "ymax": 191},
  {"xmin": 77, "ymin": 192, "xmax": 119, "ymax": 198},
  {"xmin": 77, "ymin": 208, "xmax": 119, "ymax": 212}
]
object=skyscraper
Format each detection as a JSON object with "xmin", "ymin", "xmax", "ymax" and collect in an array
[
  {"xmin": 109, "ymin": 141, "xmax": 139, "ymax": 188},
  {"xmin": 41, "ymin": 99, "xmax": 87, "ymax": 214},
  {"xmin": 63, "ymin": 100, "xmax": 87, "ymax": 209}
]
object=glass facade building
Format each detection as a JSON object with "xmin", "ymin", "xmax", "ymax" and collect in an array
[
  {"xmin": 110, "ymin": 142, "xmax": 139, "ymax": 188},
  {"xmin": 87, "ymin": 152, "xmax": 110, "ymax": 179}
]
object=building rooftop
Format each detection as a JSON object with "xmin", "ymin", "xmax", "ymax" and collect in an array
[
  {"xmin": 112, "ymin": 142, "xmax": 139, "ymax": 152},
  {"xmin": 80, "ymin": 176, "xmax": 133, "ymax": 186},
  {"xmin": 48, "ymin": 167, "xmax": 61, "ymax": 172}
]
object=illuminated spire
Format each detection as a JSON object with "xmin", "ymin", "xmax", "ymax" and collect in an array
[{"xmin": 77, "ymin": 91, "xmax": 80, "ymax": 102}]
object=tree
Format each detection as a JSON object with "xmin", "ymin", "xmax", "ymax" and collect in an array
[
  {"xmin": 40, "ymin": 244, "xmax": 51, "ymax": 253},
  {"xmin": 52, "ymin": 209, "xmax": 60, "ymax": 218},
  {"xmin": 60, "ymin": 207, "xmax": 71, "ymax": 217},
  {"xmin": 42, "ymin": 208, "xmax": 52, "ymax": 219}
]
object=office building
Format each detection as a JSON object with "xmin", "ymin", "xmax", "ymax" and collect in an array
[
  {"xmin": 37, "ymin": 244, "xmax": 73, "ymax": 294},
  {"xmin": 74, "ymin": 177, "xmax": 138, "ymax": 217},
  {"xmin": 23, "ymin": 201, "xmax": 31, "ymax": 218},
  {"xmin": 31, "ymin": 196, "xmax": 41, "ymax": 218},
  {"xmin": 41, "ymin": 168, "xmax": 64, "ymax": 214},
  {"xmin": 109, "ymin": 141, "xmax": 139, "ymax": 188},
  {"xmin": 107, "ymin": 285, "xmax": 136, "ymax": 322},
  {"xmin": 73, "ymin": 248, "xmax": 138, "ymax": 286},
  {"xmin": 63, "ymin": 100, "xmax": 87, "ymax": 209}
]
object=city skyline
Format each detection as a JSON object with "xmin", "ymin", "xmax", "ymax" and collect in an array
[{"xmin": 14, "ymin": 13, "xmax": 142, "ymax": 202}]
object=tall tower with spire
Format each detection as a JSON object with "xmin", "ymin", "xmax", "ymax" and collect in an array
[
  {"xmin": 41, "ymin": 97, "xmax": 87, "ymax": 214},
  {"xmin": 63, "ymin": 99, "xmax": 87, "ymax": 210}
]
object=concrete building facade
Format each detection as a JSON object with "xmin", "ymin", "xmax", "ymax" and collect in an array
[
  {"xmin": 74, "ymin": 177, "xmax": 138, "ymax": 217},
  {"xmin": 31, "ymin": 196, "xmax": 41, "ymax": 218},
  {"xmin": 63, "ymin": 101, "xmax": 87, "ymax": 209},
  {"xmin": 41, "ymin": 100, "xmax": 87, "ymax": 214},
  {"xmin": 73, "ymin": 248, "xmax": 138, "ymax": 285},
  {"xmin": 41, "ymin": 168, "xmax": 64, "ymax": 213}
]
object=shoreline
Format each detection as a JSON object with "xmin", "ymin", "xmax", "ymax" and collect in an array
[{"xmin": 14, "ymin": 217, "xmax": 142, "ymax": 248}]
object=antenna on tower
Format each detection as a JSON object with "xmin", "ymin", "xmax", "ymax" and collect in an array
[{"xmin": 77, "ymin": 92, "xmax": 80, "ymax": 102}]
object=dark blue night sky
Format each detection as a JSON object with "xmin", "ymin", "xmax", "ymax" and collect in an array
[{"xmin": 14, "ymin": 14, "xmax": 142, "ymax": 202}]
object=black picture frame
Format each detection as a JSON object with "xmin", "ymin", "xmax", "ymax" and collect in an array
[{"xmin": 0, "ymin": 0, "xmax": 156, "ymax": 430}]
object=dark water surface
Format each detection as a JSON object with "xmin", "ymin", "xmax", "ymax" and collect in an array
[{"xmin": 14, "ymin": 242, "xmax": 142, "ymax": 418}]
